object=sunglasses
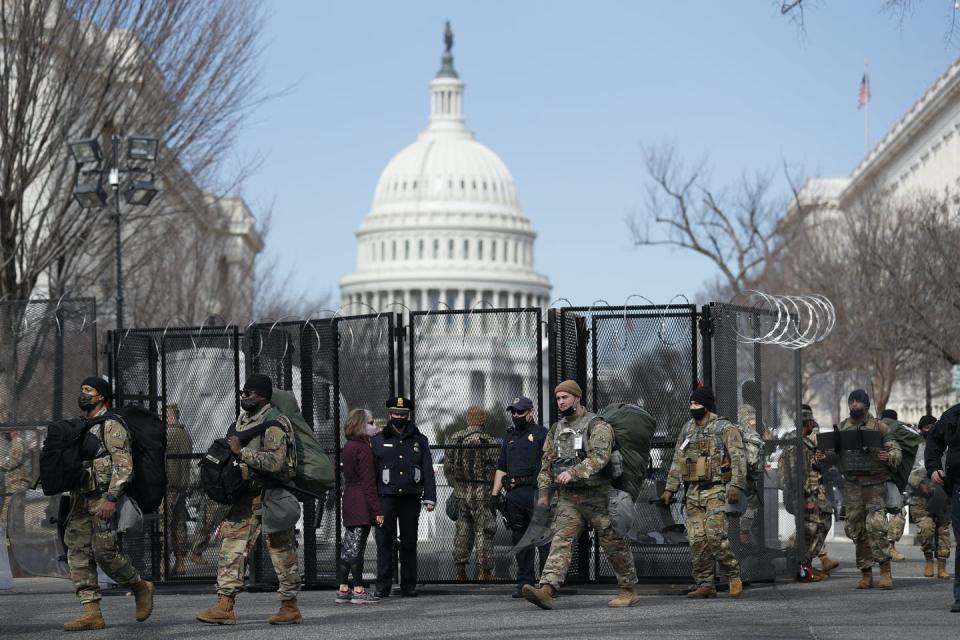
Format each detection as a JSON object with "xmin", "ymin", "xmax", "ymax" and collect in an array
[{"xmin": 510, "ymin": 410, "xmax": 528, "ymax": 416}]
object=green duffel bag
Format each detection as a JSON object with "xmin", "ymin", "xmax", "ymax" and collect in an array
[
  {"xmin": 597, "ymin": 402, "xmax": 657, "ymax": 500},
  {"xmin": 270, "ymin": 388, "xmax": 336, "ymax": 498}
]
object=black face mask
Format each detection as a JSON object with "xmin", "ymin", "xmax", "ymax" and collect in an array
[
  {"xmin": 78, "ymin": 392, "xmax": 97, "ymax": 412},
  {"xmin": 512, "ymin": 416, "xmax": 529, "ymax": 430},
  {"xmin": 240, "ymin": 397, "xmax": 262, "ymax": 413},
  {"xmin": 389, "ymin": 417, "xmax": 410, "ymax": 432},
  {"xmin": 559, "ymin": 406, "xmax": 576, "ymax": 418},
  {"xmin": 690, "ymin": 407, "xmax": 707, "ymax": 421},
  {"xmin": 850, "ymin": 408, "xmax": 866, "ymax": 420}
]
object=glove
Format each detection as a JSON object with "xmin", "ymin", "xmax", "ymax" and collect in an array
[
  {"xmin": 726, "ymin": 486, "xmax": 741, "ymax": 504},
  {"xmin": 488, "ymin": 494, "xmax": 500, "ymax": 515},
  {"xmin": 659, "ymin": 490, "xmax": 673, "ymax": 506}
]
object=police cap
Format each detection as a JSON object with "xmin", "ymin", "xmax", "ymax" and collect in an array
[
  {"xmin": 507, "ymin": 396, "xmax": 534, "ymax": 412},
  {"xmin": 386, "ymin": 396, "xmax": 414, "ymax": 412}
]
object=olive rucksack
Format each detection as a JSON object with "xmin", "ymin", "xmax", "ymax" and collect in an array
[
  {"xmin": 270, "ymin": 389, "xmax": 335, "ymax": 498},
  {"xmin": 886, "ymin": 419, "xmax": 923, "ymax": 492},
  {"xmin": 596, "ymin": 403, "xmax": 657, "ymax": 500}
]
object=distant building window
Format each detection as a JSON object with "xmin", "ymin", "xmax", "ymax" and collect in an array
[
  {"xmin": 433, "ymin": 239, "xmax": 439, "ymax": 259},
  {"xmin": 391, "ymin": 241, "xmax": 397, "ymax": 260},
  {"xmin": 460, "ymin": 180, "xmax": 465, "ymax": 189},
  {"xmin": 404, "ymin": 240, "xmax": 410, "ymax": 260},
  {"xmin": 448, "ymin": 238, "xmax": 454, "ymax": 259},
  {"xmin": 470, "ymin": 371, "xmax": 485, "ymax": 405},
  {"xmin": 491, "ymin": 240, "xmax": 497, "ymax": 261},
  {"xmin": 477, "ymin": 240, "xmax": 484, "ymax": 260},
  {"xmin": 380, "ymin": 241, "xmax": 385, "ymax": 261},
  {"xmin": 463, "ymin": 239, "xmax": 469, "ymax": 259},
  {"xmin": 418, "ymin": 239, "xmax": 424, "ymax": 259}
]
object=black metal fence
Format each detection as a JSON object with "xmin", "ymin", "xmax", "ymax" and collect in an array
[{"xmin": 5, "ymin": 302, "xmax": 803, "ymax": 588}]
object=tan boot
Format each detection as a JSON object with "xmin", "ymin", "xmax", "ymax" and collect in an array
[
  {"xmin": 810, "ymin": 569, "xmax": 829, "ymax": 582},
  {"xmin": 924, "ymin": 555, "xmax": 935, "ymax": 578},
  {"xmin": 455, "ymin": 564, "xmax": 468, "ymax": 582},
  {"xmin": 728, "ymin": 576, "xmax": 744, "ymax": 598},
  {"xmin": 522, "ymin": 583, "xmax": 556, "ymax": 610},
  {"xmin": 686, "ymin": 585, "xmax": 717, "ymax": 599},
  {"xmin": 889, "ymin": 544, "xmax": 905, "ymax": 562},
  {"xmin": 268, "ymin": 598, "xmax": 302, "ymax": 625},
  {"xmin": 878, "ymin": 561, "xmax": 893, "ymax": 589},
  {"xmin": 131, "ymin": 579, "xmax": 155, "ymax": 622},
  {"xmin": 819, "ymin": 553, "xmax": 839, "ymax": 573},
  {"xmin": 856, "ymin": 568, "xmax": 873, "ymax": 589},
  {"xmin": 63, "ymin": 602, "xmax": 106, "ymax": 631},
  {"xmin": 607, "ymin": 586, "xmax": 640, "ymax": 608},
  {"xmin": 172, "ymin": 556, "xmax": 186, "ymax": 576},
  {"xmin": 196, "ymin": 594, "xmax": 236, "ymax": 625},
  {"xmin": 938, "ymin": 558, "xmax": 951, "ymax": 579},
  {"xmin": 478, "ymin": 568, "xmax": 495, "ymax": 581}
]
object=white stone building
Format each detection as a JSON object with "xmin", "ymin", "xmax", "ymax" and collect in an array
[{"xmin": 339, "ymin": 33, "xmax": 551, "ymax": 314}]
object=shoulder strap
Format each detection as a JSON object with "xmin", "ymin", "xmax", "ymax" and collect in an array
[{"xmin": 227, "ymin": 419, "xmax": 282, "ymax": 445}]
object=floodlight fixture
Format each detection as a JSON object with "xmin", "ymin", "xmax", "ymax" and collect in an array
[
  {"xmin": 68, "ymin": 139, "xmax": 103, "ymax": 165},
  {"xmin": 123, "ymin": 177, "xmax": 158, "ymax": 206},
  {"xmin": 72, "ymin": 172, "xmax": 107, "ymax": 208},
  {"xmin": 127, "ymin": 136, "xmax": 158, "ymax": 163}
]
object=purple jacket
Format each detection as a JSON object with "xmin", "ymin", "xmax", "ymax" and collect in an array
[{"xmin": 341, "ymin": 437, "xmax": 382, "ymax": 527}]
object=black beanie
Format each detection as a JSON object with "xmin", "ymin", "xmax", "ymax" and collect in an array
[
  {"xmin": 880, "ymin": 409, "xmax": 898, "ymax": 420},
  {"xmin": 81, "ymin": 376, "xmax": 112, "ymax": 402},
  {"xmin": 741, "ymin": 380, "xmax": 759, "ymax": 406},
  {"xmin": 918, "ymin": 415, "xmax": 937, "ymax": 428},
  {"xmin": 242, "ymin": 373, "xmax": 273, "ymax": 401},
  {"xmin": 848, "ymin": 389, "xmax": 870, "ymax": 408},
  {"xmin": 690, "ymin": 386, "xmax": 716, "ymax": 413}
]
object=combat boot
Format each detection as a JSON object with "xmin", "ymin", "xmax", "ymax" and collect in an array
[
  {"xmin": 878, "ymin": 561, "xmax": 893, "ymax": 589},
  {"xmin": 455, "ymin": 564, "xmax": 468, "ymax": 582},
  {"xmin": 63, "ymin": 602, "xmax": 106, "ymax": 631},
  {"xmin": 810, "ymin": 569, "xmax": 829, "ymax": 582},
  {"xmin": 819, "ymin": 553, "xmax": 839, "ymax": 573},
  {"xmin": 728, "ymin": 576, "xmax": 744, "ymax": 598},
  {"xmin": 478, "ymin": 568, "xmax": 496, "ymax": 581},
  {"xmin": 686, "ymin": 585, "xmax": 716, "ymax": 599},
  {"xmin": 607, "ymin": 586, "xmax": 640, "ymax": 607},
  {"xmin": 268, "ymin": 598, "xmax": 302, "ymax": 625},
  {"xmin": 522, "ymin": 583, "xmax": 556, "ymax": 610},
  {"xmin": 131, "ymin": 579, "xmax": 155, "ymax": 622},
  {"xmin": 196, "ymin": 594, "xmax": 236, "ymax": 625},
  {"xmin": 889, "ymin": 544, "xmax": 905, "ymax": 562},
  {"xmin": 924, "ymin": 554, "xmax": 935, "ymax": 578},
  {"xmin": 856, "ymin": 568, "xmax": 873, "ymax": 589},
  {"xmin": 938, "ymin": 558, "xmax": 951, "ymax": 579}
]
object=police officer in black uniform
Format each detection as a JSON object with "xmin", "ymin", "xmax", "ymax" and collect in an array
[
  {"xmin": 925, "ymin": 402, "xmax": 960, "ymax": 612},
  {"xmin": 490, "ymin": 396, "xmax": 550, "ymax": 597},
  {"xmin": 372, "ymin": 397, "xmax": 436, "ymax": 598}
]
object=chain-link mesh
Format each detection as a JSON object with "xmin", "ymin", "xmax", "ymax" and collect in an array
[{"xmin": 1, "ymin": 299, "xmax": 97, "ymax": 579}]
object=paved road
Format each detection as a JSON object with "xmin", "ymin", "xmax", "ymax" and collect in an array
[{"xmin": 1, "ymin": 539, "xmax": 957, "ymax": 639}]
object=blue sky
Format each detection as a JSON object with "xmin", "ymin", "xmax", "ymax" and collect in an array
[{"xmin": 238, "ymin": 1, "xmax": 958, "ymax": 311}]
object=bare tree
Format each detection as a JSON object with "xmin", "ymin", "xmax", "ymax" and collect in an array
[
  {"xmin": 628, "ymin": 144, "xmax": 807, "ymax": 299},
  {"xmin": 780, "ymin": 0, "xmax": 960, "ymax": 43},
  {"xmin": 0, "ymin": 0, "xmax": 268, "ymax": 422}
]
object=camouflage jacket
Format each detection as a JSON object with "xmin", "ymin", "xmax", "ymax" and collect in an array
[
  {"xmin": 665, "ymin": 415, "xmax": 746, "ymax": 494},
  {"xmin": 235, "ymin": 403, "xmax": 296, "ymax": 489},
  {"xmin": 0, "ymin": 434, "xmax": 31, "ymax": 492},
  {"xmin": 442, "ymin": 427, "xmax": 498, "ymax": 484},
  {"xmin": 836, "ymin": 413, "xmax": 901, "ymax": 485},
  {"xmin": 79, "ymin": 406, "xmax": 133, "ymax": 497},
  {"xmin": 537, "ymin": 411, "xmax": 614, "ymax": 491},
  {"xmin": 165, "ymin": 423, "xmax": 194, "ymax": 489},
  {"xmin": 778, "ymin": 429, "xmax": 832, "ymax": 511}
]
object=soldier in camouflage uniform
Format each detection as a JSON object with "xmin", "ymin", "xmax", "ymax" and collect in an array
[
  {"xmin": 163, "ymin": 404, "xmax": 193, "ymax": 576},
  {"xmin": 0, "ymin": 429, "xmax": 31, "ymax": 534},
  {"xmin": 879, "ymin": 409, "xmax": 907, "ymax": 561},
  {"xmin": 62, "ymin": 377, "xmax": 155, "ymax": 632},
  {"xmin": 661, "ymin": 386, "xmax": 746, "ymax": 599},
  {"xmin": 522, "ymin": 380, "xmax": 639, "ymax": 610},
  {"xmin": 196, "ymin": 374, "xmax": 302, "ymax": 626},
  {"xmin": 189, "ymin": 497, "xmax": 230, "ymax": 564},
  {"xmin": 817, "ymin": 389, "xmax": 901, "ymax": 590},
  {"xmin": 908, "ymin": 415, "xmax": 951, "ymax": 579},
  {"xmin": 443, "ymin": 405, "xmax": 499, "ymax": 581},
  {"xmin": 736, "ymin": 380, "xmax": 766, "ymax": 545},
  {"xmin": 779, "ymin": 405, "xmax": 838, "ymax": 581}
]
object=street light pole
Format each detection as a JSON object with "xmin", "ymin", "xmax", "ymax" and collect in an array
[{"xmin": 110, "ymin": 134, "xmax": 125, "ymax": 330}]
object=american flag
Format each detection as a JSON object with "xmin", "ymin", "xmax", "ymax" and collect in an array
[{"xmin": 858, "ymin": 72, "xmax": 871, "ymax": 109}]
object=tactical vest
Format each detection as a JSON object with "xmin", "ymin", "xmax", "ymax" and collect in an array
[
  {"xmin": 551, "ymin": 412, "xmax": 599, "ymax": 477},
  {"xmin": 676, "ymin": 418, "xmax": 734, "ymax": 485},
  {"xmin": 837, "ymin": 418, "xmax": 887, "ymax": 479}
]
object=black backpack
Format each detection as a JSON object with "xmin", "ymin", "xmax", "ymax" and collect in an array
[
  {"xmin": 108, "ymin": 406, "xmax": 168, "ymax": 513},
  {"xmin": 199, "ymin": 419, "xmax": 279, "ymax": 504},
  {"xmin": 39, "ymin": 418, "xmax": 100, "ymax": 496}
]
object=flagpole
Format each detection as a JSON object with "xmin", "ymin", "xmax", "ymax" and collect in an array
[{"xmin": 864, "ymin": 60, "xmax": 869, "ymax": 155}]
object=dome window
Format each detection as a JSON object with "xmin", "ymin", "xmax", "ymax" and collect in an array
[
  {"xmin": 491, "ymin": 240, "xmax": 497, "ymax": 261},
  {"xmin": 477, "ymin": 240, "xmax": 483, "ymax": 260},
  {"xmin": 392, "ymin": 241, "xmax": 397, "ymax": 260},
  {"xmin": 432, "ymin": 239, "xmax": 439, "ymax": 259},
  {"xmin": 405, "ymin": 240, "xmax": 410, "ymax": 260},
  {"xmin": 463, "ymin": 239, "xmax": 469, "ymax": 259},
  {"xmin": 472, "ymin": 180, "xmax": 477, "ymax": 190},
  {"xmin": 418, "ymin": 239, "xmax": 424, "ymax": 259},
  {"xmin": 482, "ymin": 181, "xmax": 487, "ymax": 191},
  {"xmin": 460, "ymin": 179, "xmax": 465, "ymax": 190},
  {"xmin": 448, "ymin": 238, "xmax": 454, "ymax": 259},
  {"xmin": 412, "ymin": 180, "xmax": 418, "ymax": 189}
]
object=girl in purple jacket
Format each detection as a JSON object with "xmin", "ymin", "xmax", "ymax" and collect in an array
[{"xmin": 336, "ymin": 409, "xmax": 384, "ymax": 604}]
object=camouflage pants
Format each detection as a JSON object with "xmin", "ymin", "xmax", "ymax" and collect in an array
[
  {"xmin": 686, "ymin": 485, "xmax": 740, "ymax": 587},
  {"xmin": 0, "ymin": 489, "xmax": 25, "ymax": 533},
  {"xmin": 64, "ymin": 495, "xmax": 140, "ymax": 604},
  {"xmin": 191, "ymin": 498, "xmax": 230, "ymax": 555},
  {"xmin": 843, "ymin": 481, "xmax": 890, "ymax": 569},
  {"xmin": 802, "ymin": 506, "xmax": 833, "ymax": 563},
  {"xmin": 215, "ymin": 494, "xmax": 301, "ymax": 600},
  {"xmin": 164, "ymin": 488, "xmax": 190, "ymax": 559},
  {"xmin": 453, "ymin": 483, "xmax": 497, "ymax": 570},
  {"xmin": 539, "ymin": 487, "xmax": 637, "ymax": 589},
  {"xmin": 888, "ymin": 507, "xmax": 906, "ymax": 543},
  {"xmin": 739, "ymin": 492, "xmax": 761, "ymax": 540},
  {"xmin": 912, "ymin": 501, "xmax": 952, "ymax": 559}
]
